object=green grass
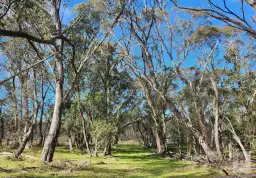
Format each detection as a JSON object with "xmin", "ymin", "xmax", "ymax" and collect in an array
[{"xmin": 0, "ymin": 143, "xmax": 223, "ymax": 177}]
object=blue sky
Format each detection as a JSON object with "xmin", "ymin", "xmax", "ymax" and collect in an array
[
  {"xmin": 1, "ymin": 0, "xmax": 255, "ymax": 79},
  {"xmin": 59, "ymin": 0, "xmax": 254, "ymax": 27},
  {"xmin": 0, "ymin": 0, "xmax": 255, "ymax": 97}
]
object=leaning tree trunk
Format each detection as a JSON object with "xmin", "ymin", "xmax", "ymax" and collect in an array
[
  {"xmin": 165, "ymin": 98, "xmax": 220, "ymax": 163},
  {"xmin": 40, "ymin": 0, "xmax": 64, "ymax": 162},
  {"xmin": 15, "ymin": 71, "xmax": 39, "ymax": 158},
  {"xmin": 15, "ymin": 125, "xmax": 35, "ymax": 158},
  {"xmin": 233, "ymin": 134, "xmax": 250, "ymax": 161},
  {"xmin": 77, "ymin": 90, "xmax": 91, "ymax": 155},
  {"xmin": 183, "ymin": 121, "xmax": 220, "ymax": 162},
  {"xmin": 193, "ymin": 128, "xmax": 219, "ymax": 162},
  {"xmin": 225, "ymin": 116, "xmax": 250, "ymax": 162},
  {"xmin": 40, "ymin": 61, "xmax": 63, "ymax": 162}
]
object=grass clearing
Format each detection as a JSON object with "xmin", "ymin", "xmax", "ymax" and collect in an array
[{"xmin": 0, "ymin": 144, "xmax": 224, "ymax": 177}]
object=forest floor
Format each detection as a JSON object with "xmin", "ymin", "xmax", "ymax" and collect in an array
[{"xmin": 0, "ymin": 143, "xmax": 239, "ymax": 177}]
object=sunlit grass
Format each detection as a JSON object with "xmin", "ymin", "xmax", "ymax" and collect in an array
[{"xmin": 0, "ymin": 143, "xmax": 221, "ymax": 177}]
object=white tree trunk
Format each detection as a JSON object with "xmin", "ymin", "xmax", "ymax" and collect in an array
[{"xmin": 40, "ymin": 0, "xmax": 64, "ymax": 162}]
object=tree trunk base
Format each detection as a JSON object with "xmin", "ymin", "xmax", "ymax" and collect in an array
[{"xmin": 41, "ymin": 133, "xmax": 59, "ymax": 162}]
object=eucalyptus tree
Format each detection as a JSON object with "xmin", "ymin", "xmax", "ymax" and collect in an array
[
  {"xmin": 0, "ymin": 0, "xmax": 71, "ymax": 162},
  {"xmin": 183, "ymin": 25, "xmax": 235, "ymax": 159},
  {"xmin": 0, "ymin": 39, "xmax": 22, "ymax": 136},
  {"xmin": 62, "ymin": 100, "xmax": 81, "ymax": 153},
  {"xmin": 219, "ymin": 37, "xmax": 256, "ymax": 161},
  {"xmin": 142, "ymin": 2, "xmax": 252, "ymax": 162},
  {"xmin": 116, "ymin": 0, "xmax": 236, "ymax": 162},
  {"xmin": 38, "ymin": 71, "xmax": 53, "ymax": 147},
  {"xmin": 79, "ymin": 43, "xmax": 136, "ymax": 156},
  {"xmin": 1, "ymin": 38, "xmax": 35, "ymax": 147},
  {"xmin": 114, "ymin": 0, "xmax": 182, "ymax": 155},
  {"xmin": 14, "ymin": 69, "xmax": 40, "ymax": 158},
  {"xmin": 170, "ymin": 0, "xmax": 256, "ymax": 39},
  {"xmin": 40, "ymin": 0, "xmax": 125, "ymax": 161},
  {"xmin": 177, "ymin": 22, "xmax": 255, "ymax": 162},
  {"xmin": 0, "ymin": 0, "xmax": 126, "ymax": 162},
  {"xmin": 188, "ymin": 18, "xmax": 256, "ymax": 161},
  {"xmin": 0, "ymin": 36, "xmax": 47, "ymax": 157}
]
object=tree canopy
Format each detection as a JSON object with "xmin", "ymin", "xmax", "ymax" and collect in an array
[{"xmin": 0, "ymin": 0, "xmax": 255, "ymax": 176}]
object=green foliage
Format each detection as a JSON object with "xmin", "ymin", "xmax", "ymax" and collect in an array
[
  {"xmin": 190, "ymin": 26, "xmax": 234, "ymax": 44},
  {"xmin": 62, "ymin": 101, "xmax": 81, "ymax": 134},
  {"xmin": 71, "ymin": 2, "xmax": 101, "ymax": 35},
  {"xmin": 141, "ymin": 7, "xmax": 167, "ymax": 22},
  {"xmin": 90, "ymin": 120, "xmax": 117, "ymax": 142},
  {"xmin": 1, "ymin": 0, "xmax": 53, "ymax": 37}
]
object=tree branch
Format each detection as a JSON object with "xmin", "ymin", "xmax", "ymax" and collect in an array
[
  {"xmin": 0, "ymin": 52, "xmax": 57, "ymax": 85},
  {"xmin": 0, "ymin": 29, "xmax": 55, "ymax": 44}
]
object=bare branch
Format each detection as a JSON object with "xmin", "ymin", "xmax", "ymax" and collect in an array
[{"xmin": 0, "ymin": 52, "xmax": 57, "ymax": 85}]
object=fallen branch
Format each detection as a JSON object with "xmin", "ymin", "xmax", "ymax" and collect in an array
[{"xmin": 0, "ymin": 152, "xmax": 38, "ymax": 159}]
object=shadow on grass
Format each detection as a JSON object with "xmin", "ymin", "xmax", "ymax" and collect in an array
[
  {"xmin": 15, "ymin": 176, "xmax": 80, "ymax": 178},
  {"xmin": 0, "ymin": 144, "xmax": 216, "ymax": 178},
  {"xmin": 113, "ymin": 144, "xmax": 154, "ymax": 154},
  {"xmin": 93, "ymin": 165, "xmax": 214, "ymax": 178}
]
